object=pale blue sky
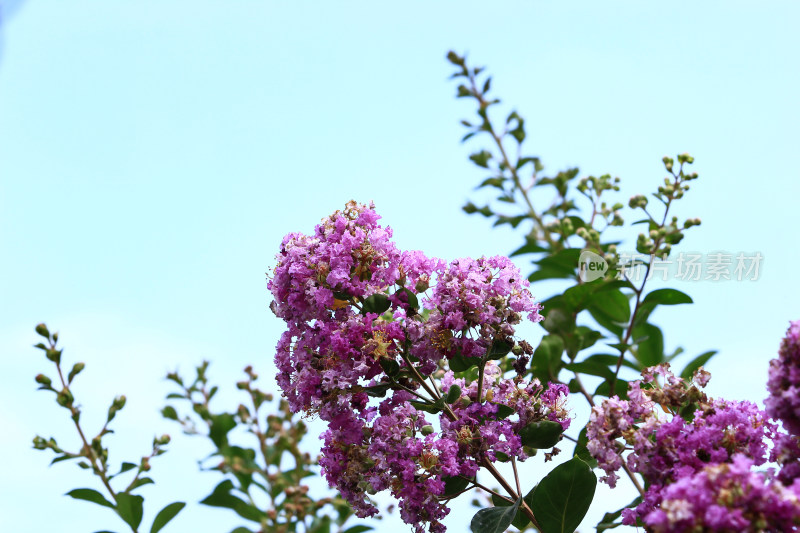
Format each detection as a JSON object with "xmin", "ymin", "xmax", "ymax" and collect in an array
[{"xmin": 1, "ymin": 1, "xmax": 798, "ymax": 532}]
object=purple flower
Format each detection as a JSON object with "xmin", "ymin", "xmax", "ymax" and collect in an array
[
  {"xmin": 642, "ymin": 454, "xmax": 800, "ymax": 532},
  {"xmin": 268, "ymin": 203, "xmax": 550, "ymax": 533},
  {"xmin": 766, "ymin": 320, "xmax": 800, "ymax": 436}
]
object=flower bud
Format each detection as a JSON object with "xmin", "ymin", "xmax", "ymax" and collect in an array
[
  {"xmin": 35, "ymin": 323, "xmax": 50, "ymax": 339},
  {"xmin": 456, "ymin": 426, "xmax": 473, "ymax": 444},
  {"xmin": 629, "ymin": 195, "xmax": 648, "ymax": 209},
  {"xmin": 56, "ymin": 390, "xmax": 73, "ymax": 407},
  {"xmin": 35, "ymin": 374, "xmax": 52, "ymax": 387},
  {"xmin": 420, "ymin": 425, "xmax": 434, "ymax": 436}
]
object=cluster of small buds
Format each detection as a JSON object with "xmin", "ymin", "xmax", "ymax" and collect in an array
[
  {"xmin": 268, "ymin": 203, "xmax": 561, "ymax": 533},
  {"xmin": 628, "ymin": 154, "xmax": 701, "ymax": 259},
  {"xmin": 585, "ymin": 364, "xmax": 797, "ymax": 527}
]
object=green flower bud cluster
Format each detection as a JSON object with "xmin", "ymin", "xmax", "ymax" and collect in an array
[{"xmin": 631, "ymin": 154, "xmax": 701, "ymax": 258}]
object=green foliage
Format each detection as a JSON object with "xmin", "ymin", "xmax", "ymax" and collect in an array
[
  {"xmin": 163, "ymin": 362, "xmax": 369, "ymax": 533},
  {"xmin": 519, "ymin": 421, "xmax": 564, "ymax": 449},
  {"xmin": 32, "ymin": 325, "xmax": 185, "ymax": 533},
  {"xmin": 530, "ymin": 458, "xmax": 597, "ymax": 533},
  {"xmin": 449, "ymin": 49, "xmax": 714, "ymax": 530},
  {"xmin": 470, "ymin": 496, "xmax": 521, "ymax": 533}
]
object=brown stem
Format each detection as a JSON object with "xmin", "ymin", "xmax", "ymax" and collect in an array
[
  {"xmin": 510, "ymin": 456, "xmax": 522, "ymax": 497},
  {"xmin": 572, "ymin": 372, "xmax": 595, "ymax": 407},
  {"xmin": 481, "ymin": 457, "xmax": 542, "ymax": 530},
  {"xmin": 622, "ymin": 462, "xmax": 646, "ymax": 498}
]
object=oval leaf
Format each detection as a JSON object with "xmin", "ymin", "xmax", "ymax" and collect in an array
[
  {"xmin": 361, "ymin": 293, "xmax": 391, "ymax": 315},
  {"xmin": 150, "ymin": 502, "xmax": 186, "ymax": 533},
  {"xmin": 470, "ymin": 496, "xmax": 521, "ymax": 533},
  {"xmin": 587, "ymin": 289, "xmax": 631, "ymax": 324},
  {"xmin": 642, "ymin": 288, "xmax": 693, "ymax": 306},
  {"xmin": 632, "ymin": 323, "xmax": 664, "ymax": 367},
  {"xmin": 116, "ymin": 493, "xmax": 144, "ymax": 530},
  {"xmin": 680, "ymin": 350, "xmax": 717, "ymax": 381},
  {"xmin": 66, "ymin": 488, "xmax": 115, "ymax": 509},
  {"xmin": 530, "ymin": 457, "xmax": 597, "ymax": 533},
  {"xmin": 442, "ymin": 475, "xmax": 472, "ymax": 497},
  {"xmin": 519, "ymin": 420, "xmax": 563, "ymax": 449}
]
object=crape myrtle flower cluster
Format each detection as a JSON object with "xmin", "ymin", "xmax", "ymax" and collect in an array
[
  {"xmin": 268, "ymin": 202, "xmax": 568, "ymax": 533},
  {"xmin": 767, "ymin": 320, "xmax": 800, "ymax": 487},
  {"xmin": 587, "ymin": 363, "xmax": 800, "ymax": 531}
]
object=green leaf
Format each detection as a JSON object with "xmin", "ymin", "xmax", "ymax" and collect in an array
[
  {"xmin": 65, "ymin": 488, "xmax": 115, "ymax": 509},
  {"xmin": 480, "ymin": 176, "xmax": 505, "ymax": 189},
  {"xmin": 519, "ymin": 420, "xmax": 563, "ymax": 449},
  {"xmin": 581, "ymin": 353, "xmax": 639, "ymax": 372},
  {"xmin": 442, "ymin": 475, "xmax": 472, "ymax": 497},
  {"xmin": 560, "ymin": 282, "xmax": 603, "ymax": 313},
  {"xmin": 541, "ymin": 306, "xmax": 575, "ymax": 336},
  {"xmin": 572, "ymin": 427, "xmax": 597, "ymax": 468},
  {"xmin": 632, "ymin": 323, "xmax": 664, "ymax": 367},
  {"xmin": 596, "ymin": 496, "xmax": 642, "ymax": 532},
  {"xmin": 449, "ymin": 353, "xmax": 479, "ymax": 373},
  {"xmin": 201, "ymin": 480, "xmax": 266, "ymax": 522},
  {"xmin": 209, "ymin": 413, "xmax": 237, "ymax": 448},
  {"xmin": 115, "ymin": 462, "xmax": 138, "ymax": 476},
  {"xmin": 488, "ymin": 338, "xmax": 513, "ymax": 360},
  {"xmin": 229, "ymin": 529, "xmax": 253, "ymax": 533},
  {"xmin": 116, "ymin": 493, "xmax": 144, "ymax": 530},
  {"xmin": 342, "ymin": 527, "xmax": 373, "ymax": 533},
  {"xmin": 529, "ymin": 266, "xmax": 575, "ymax": 282},
  {"xmin": 589, "ymin": 306, "xmax": 624, "ymax": 337},
  {"xmin": 490, "ymin": 486, "xmax": 536, "ymax": 530},
  {"xmin": 469, "ymin": 150, "xmax": 493, "ymax": 168},
  {"xmin": 364, "ymin": 383, "xmax": 391, "ymax": 397},
  {"xmin": 564, "ymin": 361, "xmax": 614, "ymax": 381},
  {"xmin": 530, "ymin": 457, "xmax": 597, "ymax": 533},
  {"xmin": 574, "ymin": 326, "xmax": 604, "ymax": 353},
  {"xmin": 150, "ymin": 502, "xmax": 186, "ymax": 533},
  {"xmin": 594, "ymin": 379, "xmax": 629, "ymax": 400},
  {"xmin": 379, "ymin": 358, "xmax": 400, "ymax": 377},
  {"xmin": 587, "ymin": 289, "xmax": 630, "ymax": 324},
  {"xmin": 642, "ymin": 288, "xmax": 693, "ymax": 306},
  {"xmin": 531, "ymin": 335, "xmax": 564, "ymax": 383},
  {"xmin": 361, "ymin": 293, "xmax": 391, "ymax": 315},
  {"xmin": 470, "ymin": 496, "xmax": 521, "ymax": 533},
  {"xmin": 409, "ymin": 400, "xmax": 442, "ymax": 415},
  {"xmin": 530, "ymin": 249, "xmax": 581, "ymax": 282},
  {"xmin": 680, "ymin": 350, "xmax": 718, "ymax": 381},
  {"xmin": 397, "ymin": 287, "xmax": 419, "ymax": 311},
  {"xmin": 510, "ymin": 241, "xmax": 547, "ymax": 257},
  {"xmin": 494, "ymin": 404, "xmax": 515, "ymax": 419},
  {"xmin": 50, "ymin": 454, "xmax": 79, "ymax": 465}
]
